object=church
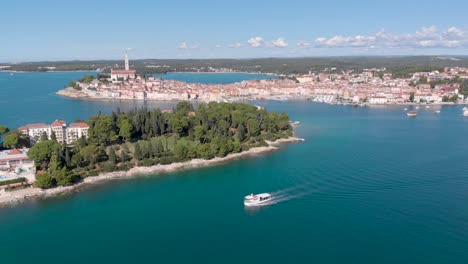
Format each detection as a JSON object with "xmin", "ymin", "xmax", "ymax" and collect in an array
[{"xmin": 110, "ymin": 50, "xmax": 136, "ymax": 81}]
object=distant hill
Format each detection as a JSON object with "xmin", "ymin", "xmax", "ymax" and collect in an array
[{"xmin": 3, "ymin": 56, "xmax": 468, "ymax": 75}]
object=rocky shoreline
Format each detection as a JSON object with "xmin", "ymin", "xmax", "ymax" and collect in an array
[{"xmin": 0, "ymin": 137, "xmax": 304, "ymax": 207}]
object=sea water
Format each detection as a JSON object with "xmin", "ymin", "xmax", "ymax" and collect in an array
[{"xmin": 0, "ymin": 72, "xmax": 467, "ymax": 263}]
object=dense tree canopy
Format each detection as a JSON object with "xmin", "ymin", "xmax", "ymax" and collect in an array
[{"xmin": 27, "ymin": 102, "xmax": 293, "ymax": 189}]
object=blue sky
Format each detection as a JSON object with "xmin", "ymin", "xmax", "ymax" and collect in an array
[{"xmin": 1, "ymin": 0, "xmax": 468, "ymax": 62}]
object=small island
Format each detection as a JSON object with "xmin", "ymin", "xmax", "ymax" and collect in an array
[{"xmin": 0, "ymin": 101, "xmax": 302, "ymax": 205}]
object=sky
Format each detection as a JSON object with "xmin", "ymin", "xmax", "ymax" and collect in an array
[{"xmin": 1, "ymin": 0, "xmax": 468, "ymax": 62}]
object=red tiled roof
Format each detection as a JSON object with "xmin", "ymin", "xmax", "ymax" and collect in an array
[
  {"xmin": 69, "ymin": 122, "xmax": 89, "ymax": 128},
  {"xmin": 51, "ymin": 119, "xmax": 66, "ymax": 127},
  {"xmin": 19, "ymin": 123, "xmax": 49, "ymax": 130},
  {"xmin": 8, "ymin": 149, "xmax": 22, "ymax": 155}
]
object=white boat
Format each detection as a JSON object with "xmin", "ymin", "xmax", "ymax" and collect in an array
[
  {"xmin": 415, "ymin": 106, "xmax": 420, "ymax": 110},
  {"xmin": 404, "ymin": 108, "xmax": 408, "ymax": 111},
  {"xmin": 244, "ymin": 193, "xmax": 272, "ymax": 207},
  {"xmin": 464, "ymin": 110, "xmax": 468, "ymax": 117},
  {"xmin": 407, "ymin": 111, "xmax": 417, "ymax": 117},
  {"xmin": 463, "ymin": 107, "xmax": 467, "ymax": 111},
  {"xmin": 425, "ymin": 105, "xmax": 430, "ymax": 108},
  {"xmin": 435, "ymin": 110, "xmax": 441, "ymax": 114}
]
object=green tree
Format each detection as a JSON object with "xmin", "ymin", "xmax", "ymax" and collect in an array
[
  {"xmin": 54, "ymin": 168, "xmax": 73, "ymax": 186},
  {"xmin": 175, "ymin": 101, "xmax": 194, "ymax": 115},
  {"xmin": 50, "ymin": 131, "xmax": 57, "ymax": 142},
  {"xmin": 108, "ymin": 147, "xmax": 117, "ymax": 164},
  {"xmin": 118, "ymin": 119, "xmax": 134, "ymax": 141},
  {"xmin": 409, "ymin": 92, "xmax": 415, "ymax": 102},
  {"xmin": 27, "ymin": 140, "xmax": 61, "ymax": 169},
  {"xmin": 0, "ymin": 125, "xmax": 9, "ymax": 136},
  {"xmin": 64, "ymin": 148, "xmax": 71, "ymax": 167},
  {"xmin": 197, "ymin": 144, "xmax": 214, "ymax": 159},
  {"xmin": 246, "ymin": 119, "xmax": 260, "ymax": 137},
  {"xmin": 173, "ymin": 142, "xmax": 188, "ymax": 160},
  {"xmin": 34, "ymin": 172, "xmax": 54, "ymax": 189},
  {"xmin": 88, "ymin": 115, "xmax": 117, "ymax": 145},
  {"xmin": 41, "ymin": 132, "xmax": 49, "ymax": 141},
  {"xmin": 81, "ymin": 75, "xmax": 94, "ymax": 83},
  {"xmin": 3, "ymin": 131, "xmax": 19, "ymax": 149},
  {"xmin": 48, "ymin": 153, "xmax": 61, "ymax": 174},
  {"xmin": 120, "ymin": 144, "xmax": 131, "ymax": 162},
  {"xmin": 80, "ymin": 145, "xmax": 100, "ymax": 166},
  {"xmin": 134, "ymin": 143, "xmax": 143, "ymax": 161}
]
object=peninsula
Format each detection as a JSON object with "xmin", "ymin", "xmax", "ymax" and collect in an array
[
  {"xmin": 0, "ymin": 102, "xmax": 302, "ymax": 205},
  {"xmin": 52, "ymin": 52, "xmax": 468, "ymax": 105}
]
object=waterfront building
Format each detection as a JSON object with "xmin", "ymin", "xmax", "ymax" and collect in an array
[
  {"xmin": 0, "ymin": 148, "xmax": 32, "ymax": 167},
  {"xmin": 18, "ymin": 123, "xmax": 52, "ymax": 144},
  {"xmin": 66, "ymin": 122, "xmax": 90, "ymax": 144},
  {"xmin": 18, "ymin": 121, "xmax": 89, "ymax": 145},
  {"xmin": 50, "ymin": 119, "xmax": 67, "ymax": 144}
]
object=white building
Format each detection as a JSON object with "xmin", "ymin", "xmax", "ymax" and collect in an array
[
  {"xmin": 368, "ymin": 96, "xmax": 388, "ymax": 104},
  {"xmin": 50, "ymin": 120, "xmax": 67, "ymax": 144},
  {"xmin": 18, "ymin": 123, "xmax": 52, "ymax": 143},
  {"xmin": 66, "ymin": 122, "xmax": 90, "ymax": 144},
  {"xmin": 19, "ymin": 121, "xmax": 89, "ymax": 145}
]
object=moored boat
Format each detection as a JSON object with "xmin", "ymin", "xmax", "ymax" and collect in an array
[
  {"xmin": 407, "ymin": 111, "xmax": 417, "ymax": 117},
  {"xmin": 464, "ymin": 110, "xmax": 468, "ymax": 117},
  {"xmin": 244, "ymin": 193, "xmax": 271, "ymax": 207}
]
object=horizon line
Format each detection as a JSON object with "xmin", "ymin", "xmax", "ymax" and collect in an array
[{"xmin": 2, "ymin": 54, "xmax": 468, "ymax": 64}]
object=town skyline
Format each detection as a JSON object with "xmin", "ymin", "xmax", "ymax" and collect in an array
[{"xmin": 2, "ymin": 0, "xmax": 468, "ymax": 62}]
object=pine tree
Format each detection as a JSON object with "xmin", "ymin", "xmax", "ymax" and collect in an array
[
  {"xmin": 51, "ymin": 131, "xmax": 57, "ymax": 142},
  {"xmin": 64, "ymin": 148, "xmax": 71, "ymax": 167},
  {"xmin": 134, "ymin": 143, "xmax": 143, "ymax": 161},
  {"xmin": 120, "ymin": 146, "xmax": 130, "ymax": 162},
  {"xmin": 41, "ymin": 132, "xmax": 49, "ymax": 141},
  {"xmin": 108, "ymin": 147, "xmax": 117, "ymax": 164}
]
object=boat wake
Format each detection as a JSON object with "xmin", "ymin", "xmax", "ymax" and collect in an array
[{"xmin": 258, "ymin": 184, "xmax": 317, "ymax": 206}]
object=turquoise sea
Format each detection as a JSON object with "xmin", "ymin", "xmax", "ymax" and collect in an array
[{"xmin": 0, "ymin": 72, "xmax": 467, "ymax": 263}]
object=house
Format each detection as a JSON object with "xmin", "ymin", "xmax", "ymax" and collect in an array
[{"xmin": 0, "ymin": 148, "xmax": 32, "ymax": 167}]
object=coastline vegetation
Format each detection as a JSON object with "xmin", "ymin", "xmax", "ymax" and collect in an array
[{"xmin": 25, "ymin": 102, "xmax": 292, "ymax": 189}]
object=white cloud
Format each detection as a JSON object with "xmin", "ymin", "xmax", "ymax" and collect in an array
[
  {"xmin": 178, "ymin": 42, "xmax": 199, "ymax": 50},
  {"xmin": 315, "ymin": 26, "xmax": 468, "ymax": 49},
  {"xmin": 297, "ymin": 41, "xmax": 311, "ymax": 49},
  {"xmin": 215, "ymin": 44, "xmax": 222, "ymax": 48},
  {"xmin": 247, "ymin": 37, "xmax": 264, "ymax": 47},
  {"xmin": 228, "ymin": 42, "xmax": 243, "ymax": 48},
  {"xmin": 178, "ymin": 42, "xmax": 189, "ymax": 49},
  {"xmin": 271, "ymin": 37, "xmax": 288, "ymax": 48}
]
